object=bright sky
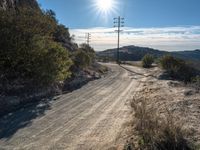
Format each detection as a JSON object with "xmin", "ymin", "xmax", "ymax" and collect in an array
[{"xmin": 38, "ymin": 0, "xmax": 200, "ymax": 51}]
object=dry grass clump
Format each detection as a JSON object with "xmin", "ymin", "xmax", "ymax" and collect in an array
[{"xmin": 126, "ymin": 96, "xmax": 195, "ymax": 150}]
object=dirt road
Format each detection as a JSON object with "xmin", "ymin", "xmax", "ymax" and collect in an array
[{"xmin": 0, "ymin": 64, "xmax": 147, "ymax": 150}]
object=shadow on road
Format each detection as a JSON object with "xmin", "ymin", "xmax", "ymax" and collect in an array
[
  {"xmin": 0, "ymin": 96, "xmax": 56, "ymax": 140},
  {"xmin": 0, "ymin": 77, "xmax": 99, "ymax": 140}
]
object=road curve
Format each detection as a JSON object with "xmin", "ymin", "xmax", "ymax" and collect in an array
[{"xmin": 0, "ymin": 64, "xmax": 144, "ymax": 150}]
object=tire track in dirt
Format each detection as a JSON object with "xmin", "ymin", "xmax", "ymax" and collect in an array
[
  {"xmin": 22, "ymin": 78, "xmax": 125, "ymax": 149},
  {"xmin": 0, "ymin": 66, "xmax": 122, "ymax": 141},
  {"xmin": 0, "ymin": 64, "xmax": 147, "ymax": 150}
]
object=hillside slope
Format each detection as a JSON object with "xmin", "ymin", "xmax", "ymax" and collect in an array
[
  {"xmin": 97, "ymin": 45, "xmax": 200, "ymax": 62},
  {"xmin": 0, "ymin": 0, "xmax": 39, "ymax": 10},
  {"xmin": 173, "ymin": 49, "xmax": 200, "ymax": 61},
  {"xmin": 0, "ymin": 0, "xmax": 106, "ymax": 117}
]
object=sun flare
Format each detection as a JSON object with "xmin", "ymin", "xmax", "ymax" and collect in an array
[
  {"xmin": 93, "ymin": 0, "xmax": 118, "ymax": 15},
  {"xmin": 91, "ymin": 0, "xmax": 118, "ymax": 21},
  {"xmin": 97, "ymin": 0, "xmax": 113, "ymax": 12}
]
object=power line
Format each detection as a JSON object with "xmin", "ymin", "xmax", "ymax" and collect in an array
[{"xmin": 114, "ymin": 16, "xmax": 124, "ymax": 64}]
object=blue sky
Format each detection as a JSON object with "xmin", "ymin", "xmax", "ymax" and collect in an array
[{"xmin": 38, "ymin": 0, "xmax": 200, "ymax": 51}]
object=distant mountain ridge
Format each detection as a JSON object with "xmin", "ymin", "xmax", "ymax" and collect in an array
[
  {"xmin": 172, "ymin": 50, "xmax": 200, "ymax": 61},
  {"xmin": 97, "ymin": 45, "xmax": 200, "ymax": 62}
]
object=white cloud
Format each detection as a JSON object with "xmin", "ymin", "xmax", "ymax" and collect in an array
[{"xmin": 70, "ymin": 26, "xmax": 200, "ymax": 51}]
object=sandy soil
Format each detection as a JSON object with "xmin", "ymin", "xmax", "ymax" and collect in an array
[
  {"xmin": 0, "ymin": 64, "xmax": 151, "ymax": 150},
  {"xmin": 125, "ymin": 65, "xmax": 200, "ymax": 146}
]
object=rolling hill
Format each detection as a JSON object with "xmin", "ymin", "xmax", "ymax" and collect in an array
[
  {"xmin": 97, "ymin": 45, "xmax": 200, "ymax": 62},
  {"xmin": 172, "ymin": 50, "xmax": 200, "ymax": 61}
]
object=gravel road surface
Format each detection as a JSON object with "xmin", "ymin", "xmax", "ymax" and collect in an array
[{"xmin": 0, "ymin": 63, "xmax": 146, "ymax": 150}]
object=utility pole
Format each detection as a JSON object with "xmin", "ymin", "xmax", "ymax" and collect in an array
[
  {"xmin": 114, "ymin": 16, "xmax": 124, "ymax": 65},
  {"xmin": 86, "ymin": 33, "xmax": 91, "ymax": 45}
]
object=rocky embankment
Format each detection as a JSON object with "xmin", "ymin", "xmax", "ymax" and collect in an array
[{"xmin": 0, "ymin": 63, "xmax": 108, "ymax": 117}]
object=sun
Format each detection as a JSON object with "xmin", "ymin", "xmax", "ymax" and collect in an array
[
  {"xmin": 91, "ymin": 0, "xmax": 118, "ymax": 21},
  {"xmin": 93, "ymin": 0, "xmax": 117, "ymax": 15},
  {"xmin": 97, "ymin": 0, "xmax": 113, "ymax": 12}
]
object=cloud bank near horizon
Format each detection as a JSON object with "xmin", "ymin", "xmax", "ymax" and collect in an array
[{"xmin": 70, "ymin": 26, "xmax": 200, "ymax": 51}]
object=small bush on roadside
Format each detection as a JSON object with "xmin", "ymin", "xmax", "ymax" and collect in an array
[
  {"xmin": 192, "ymin": 76, "xmax": 200, "ymax": 83},
  {"xmin": 191, "ymin": 76, "xmax": 200, "ymax": 88},
  {"xmin": 142, "ymin": 54, "xmax": 154, "ymax": 68},
  {"xmin": 159, "ymin": 55, "xmax": 196, "ymax": 82}
]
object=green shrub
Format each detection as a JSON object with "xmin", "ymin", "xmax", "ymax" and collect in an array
[
  {"xmin": 0, "ymin": 9, "xmax": 72, "ymax": 85},
  {"xmin": 192, "ymin": 76, "xmax": 200, "ymax": 87},
  {"xmin": 160, "ymin": 55, "xmax": 196, "ymax": 82},
  {"xmin": 142, "ymin": 54, "xmax": 154, "ymax": 68},
  {"xmin": 79, "ymin": 43, "xmax": 95, "ymax": 62},
  {"xmin": 71, "ymin": 43, "xmax": 96, "ymax": 69},
  {"xmin": 73, "ymin": 49, "xmax": 92, "ymax": 68},
  {"xmin": 32, "ymin": 38, "xmax": 72, "ymax": 85}
]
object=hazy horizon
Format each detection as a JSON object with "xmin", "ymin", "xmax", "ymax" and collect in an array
[
  {"xmin": 38, "ymin": 0, "xmax": 200, "ymax": 51},
  {"xmin": 70, "ymin": 26, "xmax": 200, "ymax": 51}
]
